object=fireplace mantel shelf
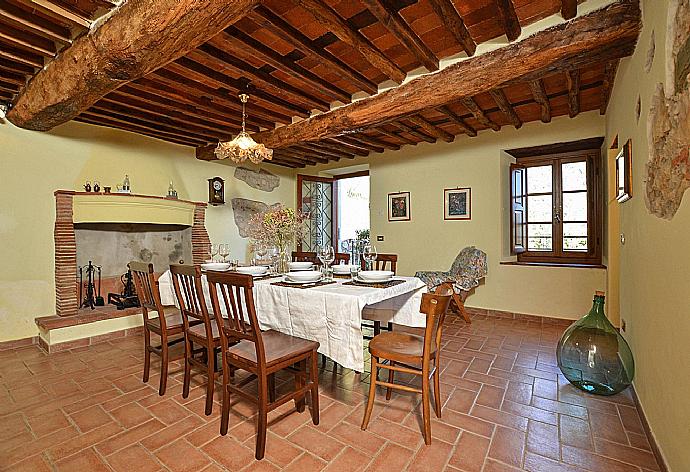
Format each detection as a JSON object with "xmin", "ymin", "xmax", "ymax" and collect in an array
[{"xmin": 55, "ymin": 190, "xmax": 206, "ymax": 226}]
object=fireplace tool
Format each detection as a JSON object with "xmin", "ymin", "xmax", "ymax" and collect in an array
[
  {"xmin": 79, "ymin": 261, "xmax": 104, "ymax": 309},
  {"xmin": 108, "ymin": 267, "xmax": 140, "ymax": 310}
]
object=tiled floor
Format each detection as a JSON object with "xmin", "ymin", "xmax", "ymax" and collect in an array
[{"xmin": 0, "ymin": 314, "xmax": 662, "ymax": 472}]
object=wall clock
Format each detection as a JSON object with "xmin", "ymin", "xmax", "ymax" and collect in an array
[{"xmin": 208, "ymin": 177, "xmax": 225, "ymax": 205}]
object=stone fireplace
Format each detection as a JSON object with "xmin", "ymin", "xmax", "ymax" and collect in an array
[{"xmin": 53, "ymin": 190, "xmax": 210, "ymax": 317}]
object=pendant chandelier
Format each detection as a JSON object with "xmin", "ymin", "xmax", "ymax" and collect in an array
[{"xmin": 215, "ymin": 93, "xmax": 273, "ymax": 164}]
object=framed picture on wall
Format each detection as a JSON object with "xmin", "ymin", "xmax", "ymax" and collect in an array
[
  {"xmin": 444, "ymin": 188, "xmax": 471, "ymax": 220},
  {"xmin": 615, "ymin": 139, "xmax": 633, "ymax": 203},
  {"xmin": 388, "ymin": 191, "xmax": 410, "ymax": 221}
]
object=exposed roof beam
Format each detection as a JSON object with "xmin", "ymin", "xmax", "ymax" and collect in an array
[
  {"xmin": 337, "ymin": 135, "xmax": 385, "ymax": 153},
  {"xmin": 561, "ymin": 0, "xmax": 578, "ymax": 20},
  {"xmin": 324, "ymin": 137, "xmax": 370, "ymax": 156},
  {"xmin": 437, "ymin": 105, "xmax": 477, "ymax": 136},
  {"xmin": 565, "ymin": 69, "xmax": 580, "ymax": 117},
  {"xmin": 495, "ymin": 0, "xmax": 521, "ymax": 41},
  {"xmin": 13, "ymin": 0, "xmax": 90, "ymax": 29},
  {"xmin": 77, "ymin": 116, "xmax": 206, "ymax": 147},
  {"xmin": 0, "ymin": 44, "xmax": 43, "ymax": 68},
  {"xmin": 252, "ymin": 5, "xmax": 378, "ymax": 94},
  {"xmin": 221, "ymin": 26, "xmax": 351, "ymax": 103},
  {"xmin": 529, "ymin": 79, "xmax": 551, "ymax": 123},
  {"xmin": 0, "ymin": 1, "xmax": 71, "ymax": 44},
  {"xmin": 427, "ymin": 0, "xmax": 476, "ymax": 56},
  {"xmin": 374, "ymin": 126, "xmax": 418, "ymax": 145},
  {"xmin": 392, "ymin": 121, "xmax": 435, "ymax": 143},
  {"xmin": 295, "ymin": 144, "xmax": 352, "ymax": 160},
  {"xmin": 0, "ymin": 57, "xmax": 35, "ymax": 75},
  {"xmin": 407, "ymin": 115, "xmax": 454, "ymax": 142},
  {"xmin": 250, "ymin": 1, "xmax": 640, "ymax": 149},
  {"xmin": 600, "ymin": 59, "xmax": 619, "ymax": 115},
  {"xmin": 7, "ymin": 0, "xmax": 261, "ymax": 131},
  {"xmin": 292, "ymin": 0, "xmax": 406, "ymax": 83},
  {"xmin": 489, "ymin": 88, "xmax": 522, "ymax": 128},
  {"xmin": 0, "ymin": 22, "xmax": 57, "ymax": 57},
  {"xmin": 462, "ymin": 98, "xmax": 500, "ymax": 131},
  {"xmin": 346, "ymin": 133, "xmax": 400, "ymax": 150},
  {"xmin": 361, "ymin": 0, "xmax": 439, "ymax": 71}
]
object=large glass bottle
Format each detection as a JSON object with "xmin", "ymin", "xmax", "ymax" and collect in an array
[{"xmin": 557, "ymin": 291, "xmax": 635, "ymax": 395}]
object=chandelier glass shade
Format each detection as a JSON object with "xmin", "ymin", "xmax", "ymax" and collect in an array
[{"xmin": 215, "ymin": 93, "xmax": 272, "ymax": 164}]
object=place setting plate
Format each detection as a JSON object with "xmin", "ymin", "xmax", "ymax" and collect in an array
[
  {"xmin": 344, "ymin": 270, "xmax": 405, "ymax": 288},
  {"xmin": 271, "ymin": 270, "xmax": 336, "ymax": 289}
]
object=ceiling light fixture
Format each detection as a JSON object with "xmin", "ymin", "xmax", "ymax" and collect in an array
[
  {"xmin": 0, "ymin": 102, "xmax": 8, "ymax": 120},
  {"xmin": 215, "ymin": 93, "xmax": 272, "ymax": 164}
]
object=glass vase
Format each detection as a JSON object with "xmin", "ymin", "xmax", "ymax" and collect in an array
[
  {"xmin": 557, "ymin": 291, "xmax": 635, "ymax": 396},
  {"xmin": 276, "ymin": 244, "xmax": 290, "ymax": 274}
]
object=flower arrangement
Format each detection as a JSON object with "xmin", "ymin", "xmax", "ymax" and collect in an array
[{"xmin": 248, "ymin": 205, "xmax": 307, "ymax": 252}]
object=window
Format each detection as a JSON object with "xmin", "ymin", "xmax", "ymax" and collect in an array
[{"xmin": 510, "ymin": 146, "xmax": 602, "ymax": 265}]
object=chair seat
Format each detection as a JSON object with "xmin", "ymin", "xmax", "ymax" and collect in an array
[
  {"xmin": 147, "ymin": 307, "xmax": 202, "ymax": 333},
  {"xmin": 227, "ymin": 330, "xmax": 319, "ymax": 367},
  {"xmin": 188, "ymin": 320, "xmax": 221, "ymax": 341},
  {"xmin": 368, "ymin": 332, "xmax": 435, "ymax": 363}
]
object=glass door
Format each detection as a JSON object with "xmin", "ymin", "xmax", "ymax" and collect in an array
[{"xmin": 297, "ymin": 175, "xmax": 334, "ymax": 251}]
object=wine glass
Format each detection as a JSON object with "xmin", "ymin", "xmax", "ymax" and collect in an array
[
  {"xmin": 363, "ymin": 244, "xmax": 377, "ymax": 271},
  {"xmin": 209, "ymin": 243, "xmax": 219, "ymax": 262},
  {"xmin": 267, "ymin": 245, "xmax": 279, "ymax": 274},
  {"xmin": 318, "ymin": 246, "xmax": 335, "ymax": 280},
  {"xmin": 219, "ymin": 244, "xmax": 230, "ymax": 263},
  {"xmin": 255, "ymin": 243, "xmax": 268, "ymax": 266}
]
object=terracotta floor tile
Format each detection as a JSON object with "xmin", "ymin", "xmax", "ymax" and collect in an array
[
  {"xmin": 140, "ymin": 415, "xmax": 205, "ymax": 451},
  {"xmin": 281, "ymin": 452, "xmax": 326, "ymax": 472},
  {"xmin": 244, "ymin": 432, "xmax": 302, "ymax": 468},
  {"xmin": 483, "ymin": 458, "xmax": 522, "ymax": 471},
  {"xmin": 69, "ymin": 405, "xmax": 113, "ymax": 433},
  {"xmin": 523, "ymin": 451, "xmax": 584, "ymax": 472},
  {"xmin": 533, "ymin": 378, "xmax": 559, "ymax": 400},
  {"xmin": 561, "ymin": 444, "xmax": 642, "ymax": 472},
  {"xmin": 589, "ymin": 411, "xmax": 629, "ymax": 444},
  {"xmin": 443, "ymin": 409, "xmax": 495, "ymax": 438},
  {"xmin": 27, "ymin": 409, "xmax": 71, "ymax": 438},
  {"xmin": 475, "ymin": 384, "xmax": 505, "ymax": 409},
  {"xmin": 594, "ymin": 437, "xmax": 661, "ymax": 470},
  {"xmin": 364, "ymin": 417, "xmax": 424, "ymax": 449},
  {"xmin": 445, "ymin": 388, "xmax": 478, "ymax": 414},
  {"xmin": 488, "ymin": 425, "xmax": 526, "ymax": 468},
  {"xmin": 106, "ymin": 444, "xmax": 161, "ymax": 472},
  {"xmin": 155, "ymin": 439, "xmax": 212, "ymax": 472},
  {"xmin": 2, "ymin": 454, "xmax": 53, "ymax": 472},
  {"xmin": 147, "ymin": 398, "xmax": 191, "ymax": 425},
  {"xmin": 328, "ymin": 421, "xmax": 386, "ymax": 455},
  {"xmin": 560, "ymin": 415, "xmax": 594, "ymax": 450},
  {"xmin": 407, "ymin": 438, "xmax": 453, "ymax": 472},
  {"xmin": 322, "ymin": 446, "xmax": 371, "ymax": 472},
  {"xmin": 110, "ymin": 401, "xmax": 155, "ymax": 429},
  {"xmin": 365, "ymin": 443, "xmax": 415, "ymax": 472},
  {"xmin": 618, "ymin": 404, "xmax": 645, "ymax": 435},
  {"xmin": 505, "ymin": 381, "xmax": 533, "ymax": 405},
  {"xmin": 532, "ymin": 396, "xmax": 589, "ymax": 420},
  {"xmin": 201, "ymin": 436, "xmax": 256, "ymax": 471},
  {"xmin": 287, "ymin": 425, "xmax": 346, "ymax": 461},
  {"xmin": 55, "ymin": 447, "xmax": 111, "ymax": 472},
  {"xmin": 526, "ymin": 419, "xmax": 560, "ymax": 461},
  {"xmin": 47, "ymin": 422, "xmax": 123, "ymax": 462},
  {"xmin": 448, "ymin": 431, "xmax": 490, "ymax": 472},
  {"xmin": 470, "ymin": 404, "xmax": 528, "ymax": 432},
  {"xmin": 95, "ymin": 419, "xmax": 165, "ymax": 456}
]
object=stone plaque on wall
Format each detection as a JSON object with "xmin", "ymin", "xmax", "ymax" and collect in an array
[
  {"xmin": 234, "ymin": 166, "xmax": 280, "ymax": 192},
  {"xmin": 231, "ymin": 198, "xmax": 281, "ymax": 238}
]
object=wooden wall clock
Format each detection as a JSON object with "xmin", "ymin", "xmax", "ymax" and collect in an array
[{"xmin": 208, "ymin": 177, "xmax": 225, "ymax": 205}]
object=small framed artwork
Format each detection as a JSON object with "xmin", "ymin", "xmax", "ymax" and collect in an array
[
  {"xmin": 615, "ymin": 139, "xmax": 633, "ymax": 203},
  {"xmin": 444, "ymin": 187, "xmax": 471, "ymax": 220},
  {"xmin": 388, "ymin": 191, "xmax": 411, "ymax": 221}
]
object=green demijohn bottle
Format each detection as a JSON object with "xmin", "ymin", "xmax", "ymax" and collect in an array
[{"xmin": 556, "ymin": 291, "xmax": 635, "ymax": 395}]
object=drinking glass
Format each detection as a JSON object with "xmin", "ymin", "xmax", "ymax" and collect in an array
[
  {"xmin": 209, "ymin": 243, "xmax": 219, "ymax": 262},
  {"xmin": 318, "ymin": 246, "xmax": 335, "ymax": 280},
  {"xmin": 267, "ymin": 246, "xmax": 279, "ymax": 274},
  {"xmin": 363, "ymin": 244, "xmax": 377, "ymax": 270},
  {"xmin": 255, "ymin": 243, "xmax": 268, "ymax": 266},
  {"xmin": 219, "ymin": 244, "xmax": 230, "ymax": 262}
]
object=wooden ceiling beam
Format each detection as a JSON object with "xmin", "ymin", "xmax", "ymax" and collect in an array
[
  {"xmin": 196, "ymin": 146, "xmax": 307, "ymax": 167},
  {"xmin": 252, "ymin": 5, "xmax": 378, "ymax": 94},
  {"xmin": 346, "ymin": 133, "xmax": 400, "ymax": 150},
  {"xmin": 170, "ymin": 57, "xmax": 305, "ymax": 120},
  {"xmin": 427, "ymin": 0, "xmax": 476, "ymax": 56},
  {"xmin": 565, "ymin": 69, "xmax": 580, "ymax": 117},
  {"xmin": 361, "ymin": 0, "xmax": 439, "ymax": 71},
  {"xmin": 0, "ymin": 80, "xmax": 20, "ymax": 93},
  {"xmin": 252, "ymin": 1, "xmax": 640, "ymax": 148},
  {"xmin": 0, "ymin": 57, "xmax": 34, "ymax": 75},
  {"xmin": 195, "ymin": 43, "xmax": 329, "ymax": 111},
  {"xmin": 561, "ymin": 0, "xmax": 578, "ymax": 20},
  {"xmin": 374, "ymin": 126, "xmax": 418, "ymax": 145},
  {"xmin": 437, "ymin": 105, "xmax": 477, "ymax": 136},
  {"xmin": 7, "ymin": 0, "xmax": 261, "ymax": 131},
  {"xmin": 0, "ymin": 44, "xmax": 43, "ymax": 68},
  {"xmin": 296, "ymin": 143, "xmax": 353, "ymax": 160},
  {"xmin": 407, "ymin": 115, "xmax": 455, "ymax": 142},
  {"xmin": 12, "ymin": 0, "xmax": 90, "ymax": 29},
  {"xmin": 392, "ymin": 121, "xmax": 435, "ymax": 143},
  {"xmin": 221, "ymin": 27, "xmax": 351, "ymax": 103},
  {"xmin": 489, "ymin": 88, "xmax": 522, "ymax": 128},
  {"xmin": 323, "ymin": 137, "xmax": 371, "ymax": 156},
  {"xmin": 461, "ymin": 97, "xmax": 500, "ymax": 131},
  {"xmin": 495, "ymin": 0, "xmax": 521, "ymax": 41},
  {"xmin": 0, "ymin": 22, "xmax": 57, "ymax": 57},
  {"xmin": 0, "ymin": 1, "xmax": 71, "ymax": 44},
  {"xmin": 278, "ymin": 149, "xmax": 329, "ymax": 163},
  {"xmin": 292, "ymin": 0, "xmax": 406, "ymax": 83},
  {"xmin": 529, "ymin": 79, "xmax": 551, "ymax": 123},
  {"xmin": 336, "ymin": 135, "xmax": 385, "ymax": 153},
  {"xmin": 76, "ymin": 116, "xmax": 206, "ymax": 147},
  {"xmin": 600, "ymin": 59, "xmax": 619, "ymax": 115},
  {"xmin": 0, "ymin": 69, "xmax": 26, "ymax": 85}
]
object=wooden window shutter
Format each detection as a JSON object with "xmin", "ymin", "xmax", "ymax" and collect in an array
[{"xmin": 510, "ymin": 163, "xmax": 527, "ymax": 254}]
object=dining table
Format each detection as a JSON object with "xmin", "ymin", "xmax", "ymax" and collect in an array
[{"xmin": 157, "ymin": 271, "xmax": 428, "ymax": 372}]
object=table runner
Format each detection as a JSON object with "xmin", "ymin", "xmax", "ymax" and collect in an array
[{"xmin": 157, "ymin": 272, "xmax": 427, "ymax": 371}]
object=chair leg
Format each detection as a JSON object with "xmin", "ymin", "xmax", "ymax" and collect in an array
[
  {"xmin": 204, "ymin": 344, "xmax": 215, "ymax": 416},
  {"xmin": 361, "ymin": 356, "xmax": 378, "ymax": 430},
  {"xmin": 374, "ymin": 321, "xmax": 381, "ymax": 336},
  {"xmin": 433, "ymin": 361, "xmax": 442, "ymax": 418},
  {"xmin": 422, "ymin": 371, "xmax": 432, "ymax": 445},
  {"xmin": 268, "ymin": 373, "xmax": 277, "ymax": 404},
  {"xmin": 385, "ymin": 361, "xmax": 395, "ymax": 401},
  {"xmin": 182, "ymin": 336, "xmax": 192, "ymax": 399},
  {"xmin": 452, "ymin": 290, "xmax": 471, "ymax": 324},
  {"xmin": 220, "ymin": 361, "xmax": 231, "ymax": 436},
  {"xmin": 143, "ymin": 329, "xmax": 151, "ymax": 383},
  {"xmin": 294, "ymin": 362, "xmax": 305, "ymax": 413},
  {"xmin": 387, "ymin": 322, "xmax": 393, "ymax": 332},
  {"xmin": 309, "ymin": 350, "xmax": 319, "ymax": 425},
  {"xmin": 256, "ymin": 376, "xmax": 269, "ymax": 460},
  {"xmin": 159, "ymin": 335, "xmax": 169, "ymax": 396}
]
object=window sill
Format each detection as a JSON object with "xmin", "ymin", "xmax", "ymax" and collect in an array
[{"xmin": 500, "ymin": 261, "xmax": 607, "ymax": 269}]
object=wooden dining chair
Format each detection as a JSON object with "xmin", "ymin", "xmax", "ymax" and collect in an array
[
  {"xmin": 207, "ymin": 271, "xmax": 320, "ymax": 460},
  {"xmin": 361, "ymin": 253, "xmax": 398, "ymax": 336},
  {"xmin": 292, "ymin": 251, "xmax": 350, "ymax": 265},
  {"xmin": 361, "ymin": 288, "xmax": 452, "ymax": 444},
  {"xmin": 130, "ymin": 261, "xmax": 202, "ymax": 396},
  {"xmin": 170, "ymin": 264, "xmax": 221, "ymax": 415}
]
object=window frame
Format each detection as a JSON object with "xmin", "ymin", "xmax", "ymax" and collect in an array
[{"xmin": 512, "ymin": 148, "xmax": 603, "ymax": 266}]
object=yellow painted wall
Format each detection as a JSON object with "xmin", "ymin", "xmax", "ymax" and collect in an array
[
  {"xmin": 605, "ymin": 0, "xmax": 690, "ymax": 469},
  {"xmin": 0, "ymin": 121, "xmax": 295, "ymax": 343},
  {"xmin": 310, "ymin": 112, "xmax": 607, "ymax": 319}
]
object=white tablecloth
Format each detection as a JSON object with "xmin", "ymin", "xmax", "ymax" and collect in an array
[{"xmin": 157, "ymin": 272, "xmax": 427, "ymax": 371}]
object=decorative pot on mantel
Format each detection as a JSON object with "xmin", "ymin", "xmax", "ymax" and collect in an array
[{"xmin": 556, "ymin": 291, "xmax": 635, "ymax": 396}]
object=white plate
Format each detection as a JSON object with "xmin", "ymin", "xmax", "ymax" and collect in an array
[
  {"xmin": 332, "ymin": 264, "xmax": 358, "ymax": 274},
  {"xmin": 282, "ymin": 276, "xmax": 322, "ymax": 285},
  {"xmin": 288, "ymin": 261, "xmax": 313, "ymax": 271},
  {"xmin": 358, "ymin": 270, "xmax": 395, "ymax": 282},
  {"xmin": 237, "ymin": 266, "xmax": 268, "ymax": 276},
  {"xmin": 355, "ymin": 276, "xmax": 394, "ymax": 284},
  {"xmin": 201, "ymin": 262, "xmax": 231, "ymax": 271},
  {"xmin": 286, "ymin": 270, "xmax": 322, "ymax": 283}
]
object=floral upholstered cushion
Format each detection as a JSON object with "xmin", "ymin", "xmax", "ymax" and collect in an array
[{"xmin": 415, "ymin": 246, "xmax": 487, "ymax": 293}]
